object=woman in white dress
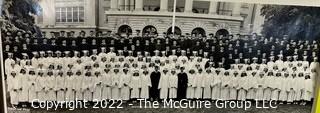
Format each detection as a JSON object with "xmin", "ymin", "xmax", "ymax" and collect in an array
[
  {"xmin": 55, "ymin": 70, "xmax": 66, "ymax": 102},
  {"xmin": 159, "ymin": 69, "xmax": 170, "ymax": 99},
  {"xmin": 28, "ymin": 69, "xmax": 38, "ymax": 103},
  {"xmin": 202, "ymin": 69, "xmax": 212, "ymax": 99},
  {"xmin": 119, "ymin": 68, "xmax": 131, "ymax": 101},
  {"xmin": 187, "ymin": 69, "xmax": 196, "ymax": 99},
  {"xmin": 140, "ymin": 68, "xmax": 151, "ymax": 99},
  {"xmin": 111, "ymin": 68, "xmax": 121, "ymax": 100},
  {"xmin": 130, "ymin": 70, "xmax": 142, "ymax": 99},
  {"xmin": 211, "ymin": 67, "xmax": 223, "ymax": 100},
  {"xmin": 168, "ymin": 69, "xmax": 178, "ymax": 99},
  {"xmin": 102, "ymin": 68, "xmax": 112, "ymax": 100},
  {"xmin": 194, "ymin": 69, "xmax": 204, "ymax": 99},
  {"xmin": 92, "ymin": 71, "xmax": 103, "ymax": 101},
  {"xmin": 19, "ymin": 69, "xmax": 29, "ymax": 105}
]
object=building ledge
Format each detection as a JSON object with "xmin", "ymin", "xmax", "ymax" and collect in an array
[{"xmin": 105, "ymin": 11, "xmax": 244, "ymax": 21}]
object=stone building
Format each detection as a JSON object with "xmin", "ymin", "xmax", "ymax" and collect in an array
[{"xmin": 37, "ymin": 0, "xmax": 265, "ymax": 37}]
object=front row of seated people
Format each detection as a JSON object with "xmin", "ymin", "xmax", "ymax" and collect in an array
[{"xmin": 5, "ymin": 48, "xmax": 318, "ymax": 108}]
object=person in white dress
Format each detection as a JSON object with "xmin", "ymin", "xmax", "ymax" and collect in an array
[
  {"xmin": 7, "ymin": 70, "xmax": 21, "ymax": 106},
  {"xmin": 65, "ymin": 69, "xmax": 75, "ymax": 102},
  {"xmin": 130, "ymin": 70, "xmax": 142, "ymax": 100},
  {"xmin": 83, "ymin": 71, "xmax": 94, "ymax": 102},
  {"xmin": 111, "ymin": 68, "xmax": 121, "ymax": 100},
  {"xmin": 18, "ymin": 68, "xmax": 29, "ymax": 105},
  {"xmin": 55, "ymin": 70, "xmax": 66, "ymax": 102},
  {"xmin": 102, "ymin": 68, "xmax": 112, "ymax": 100},
  {"xmin": 202, "ymin": 69, "xmax": 212, "ymax": 99},
  {"xmin": 301, "ymin": 73, "xmax": 313, "ymax": 105},
  {"xmin": 229, "ymin": 69, "xmax": 239, "ymax": 100},
  {"xmin": 256, "ymin": 70, "xmax": 265, "ymax": 101},
  {"xmin": 120, "ymin": 68, "xmax": 131, "ymax": 101},
  {"xmin": 194, "ymin": 69, "xmax": 204, "ymax": 99},
  {"xmin": 279, "ymin": 71, "xmax": 290, "ymax": 104},
  {"xmin": 140, "ymin": 68, "xmax": 151, "ymax": 99},
  {"xmin": 159, "ymin": 68, "xmax": 170, "ymax": 99},
  {"xmin": 221, "ymin": 70, "xmax": 231, "ymax": 100},
  {"xmin": 168, "ymin": 69, "xmax": 178, "ymax": 99},
  {"xmin": 27, "ymin": 68, "xmax": 37, "ymax": 103},
  {"xmin": 46, "ymin": 69, "xmax": 56, "ymax": 102},
  {"xmin": 92, "ymin": 71, "xmax": 103, "ymax": 101},
  {"xmin": 187, "ymin": 69, "xmax": 196, "ymax": 99},
  {"xmin": 211, "ymin": 66, "xmax": 223, "ymax": 100}
]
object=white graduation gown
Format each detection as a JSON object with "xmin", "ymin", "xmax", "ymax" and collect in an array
[
  {"xmin": 221, "ymin": 75, "xmax": 231, "ymax": 100},
  {"xmin": 102, "ymin": 72, "xmax": 112, "ymax": 100},
  {"xmin": 28, "ymin": 75, "xmax": 37, "ymax": 102},
  {"xmin": 140, "ymin": 73, "xmax": 151, "ymax": 99},
  {"xmin": 36, "ymin": 76, "xmax": 46, "ymax": 102},
  {"xmin": 93, "ymin": 75, "xmax": 103, "ymax": 101},
  {"xmin": 158, "ymin": 73, "xmax": 170, "ymax": 99},
  {"xmin": 65, "ymin": 75, "xmax": 75, "ymax": 101},
  {"xmin": 46, "ymin": 75, "xmax": 56, "ymax": 101},
  {"xmin": 194, "ymin": 73, "xmax": 204, "ymax": 99},
  {"xmin": 19, "ymin": 74, "xmax": 29, "ymax": 102},
  {"xmin": 168, "ymin": 74, "xmax": 178, "ymax": 99},
  {"xmin": 130, "ymin": 75, "xmax": 142, "ymax": 99},
  {"xmin": 7, "ymin": 75, "xmax": 21, "ymax": 105},
  {"xmin": 55, "ymin": 75, "xmax": 66, "ymax": 102},
  {"xmin": 187, "ymin": 73, "xmax": 196, "ymax": 99},
  {"xmin": 111, "ymin": 72, "xmax": 121, "ymax": 100},
  {"xmin": 202, "ymin": 73, "xmax": 212, "ymax": 99},
  {"xmin": 119, "ymin": 73, "xmax": 131, "ymax": 100},
  {"xmin": 211, "ymin": 69, "xmax": 223, "ymax": 100},
  {"xmin": 82, "ymin": 76, "xmax": 94, "ymax": 101}
]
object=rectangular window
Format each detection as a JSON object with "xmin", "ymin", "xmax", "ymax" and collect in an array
[{"xmin": 55, "ymin": 6, "xmax": 84, "ymax": 23}]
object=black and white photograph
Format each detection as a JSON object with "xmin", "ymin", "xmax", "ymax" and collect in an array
[{"xmin": 0, "ymin": 0, "xmax": 320, "ymax": 113}]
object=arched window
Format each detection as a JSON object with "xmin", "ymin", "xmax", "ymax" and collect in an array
[
  {"xmin": 191, "ymin": 27, "xmax": 206, "ymax": 37},
  {"xmin": 117, "ymin": 25, "xmax": 132, "ymax": 35},
  {"xmin": 167, "ymin": 26, "xmax": 182, "ymax": 35},
  {"xmin": 142, "ymin": 25, "xmax": 158, "ymax": 35},
  {"xmin": 215, "ymin": 29, "xmax": 229, "ymax": 37}
]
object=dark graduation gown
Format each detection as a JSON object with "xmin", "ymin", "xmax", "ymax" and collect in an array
[
  {"xmin": 150, "ymin": 71, "xmax": 161, "ymax": 99},
  {"xmin": 177, "ymin": 72, "xmax": 188, "ymax": 99}
]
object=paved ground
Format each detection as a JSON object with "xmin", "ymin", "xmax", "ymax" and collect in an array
[{"xmin": 8, "ymin": 102, "xmax": 312, "ymax": 113}]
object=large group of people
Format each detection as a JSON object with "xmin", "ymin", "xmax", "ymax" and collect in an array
[{"xmin": 3, "ymin": 30, "xmax": 319, "ymax": 108}]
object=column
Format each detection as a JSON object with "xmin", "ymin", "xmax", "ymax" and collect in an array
[
  {"xmin": 184, "ymin": 0, "xmax": 193, "ymax": 13},
  {"xmin": 110, "ymin": 0, "xmax": 118, "ymax": 11},
  {"xmin": 118, "ymin": 0, "xmax": 125, "ymax": 11},
  {"xmin": 125, "ymin": 0, "xmax": 130, "ymax": 11},
  {"xmin": 160, "ymin": 0, "xmax": 168, "ymax": 12},
  {"xmin": 209, "ymin": 1, "xmax": 217, "ymax": 14},
  {"xmin": 135, "ymin": 0, "xmax": 143, "ymax": 11},
  {"xmin": 232, "ymin": 3, "xmax": 241, "ymax": 16}
]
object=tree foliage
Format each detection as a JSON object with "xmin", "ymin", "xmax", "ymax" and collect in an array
[
  {"xmin": 260, "ymin": 5, "xmax": 320, "ymax": 40},
  {"xmin": 1, "ymin": 0, "xmax": 41, "ymax": 35}
]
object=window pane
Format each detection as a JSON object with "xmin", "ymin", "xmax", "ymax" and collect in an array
[
  {"xmin": 67, "ymin": 7, "xmax": 72, "ymax": 22},
  {"xmin": 55, "ymin": 8, "xmax": 61, "ymax": 22},
  {"xmin": 79, "ymin": 7, "xmax": 84, "ymax": 22},
  {"xmin": 61, "ymin": 8, "xmax": 66, "ymax": 22},
  {"xmin": 73, "ymin": 7, "xmax": 79, "ymax": 22}
]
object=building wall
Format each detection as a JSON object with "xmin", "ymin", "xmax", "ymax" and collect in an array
[{"xmin": 36, "ymin": 0, "xmax": 265, "ymax": 36}]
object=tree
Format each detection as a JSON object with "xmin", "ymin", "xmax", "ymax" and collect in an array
[
  {"xmin": 260, "ymin": 5, "xmax": 320, "ymax": 40},
  {"xmin": 1, "ymin": 0, "xmax": 41, "ymax": 35}
]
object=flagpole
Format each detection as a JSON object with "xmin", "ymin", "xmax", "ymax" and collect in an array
[{"xmin": 171, "ymin": 0, "xmax": 177, "ymax": 38}]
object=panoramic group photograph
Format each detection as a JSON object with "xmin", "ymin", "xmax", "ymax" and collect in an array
[{"xmin": 0, "ymin": 0, "xmax": 320, "ymax": 113}]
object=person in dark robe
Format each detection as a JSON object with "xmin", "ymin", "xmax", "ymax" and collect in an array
[
  {"xmin": 150, "ymin": 66, "xmax": 161, "ymax": 101},
  {"xmin": 177, "ymin": 67, "xmax": 188, "ymax": 100}
]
